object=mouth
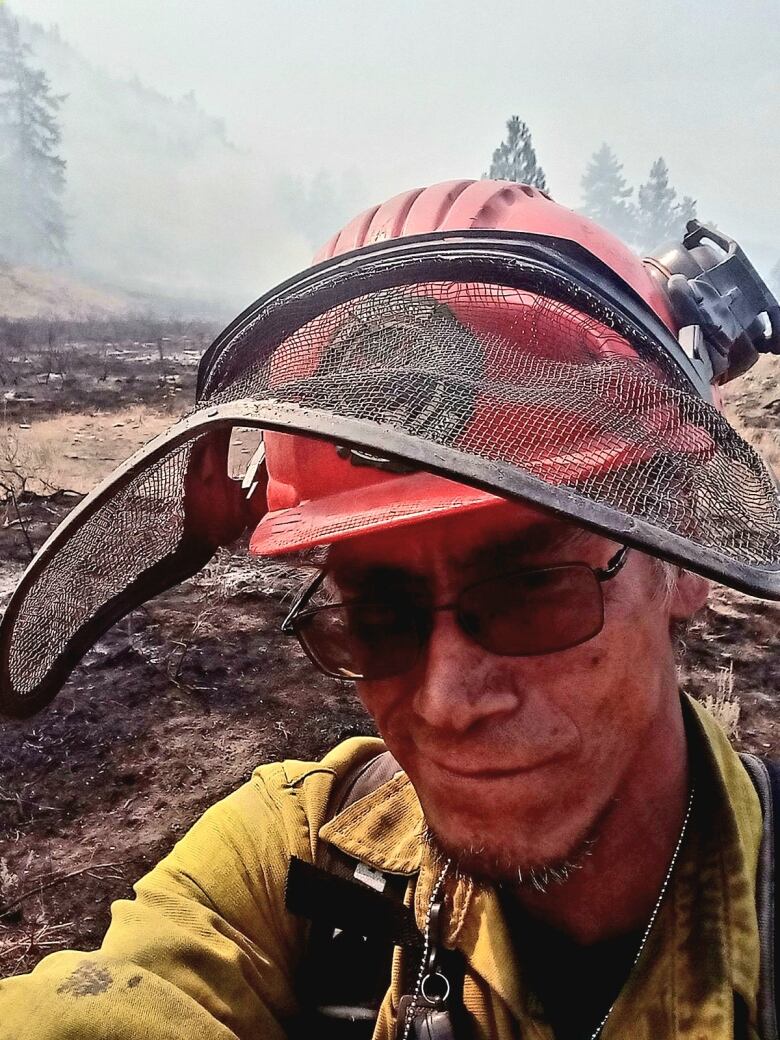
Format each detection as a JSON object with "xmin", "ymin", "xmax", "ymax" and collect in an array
[{"xmin": 427, "ymin": 752, "xmax": 561, "ymax": 781}]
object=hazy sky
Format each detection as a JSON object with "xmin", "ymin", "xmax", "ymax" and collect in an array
[{"xmin": 18, "ymin": 0, "xmax": 780, "ymax": 278}]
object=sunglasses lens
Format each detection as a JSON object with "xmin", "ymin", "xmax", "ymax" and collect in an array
[
  {"xmin": 458, "ymin": 565, "xmax": 604, "ymax": 655},
  {"xmin": 295, "ymin": 600, "xmax": 424, "ymax": 680},
  {"xmin": 293, "ymin": 564, "xmax": 607, "ymax": 679}
]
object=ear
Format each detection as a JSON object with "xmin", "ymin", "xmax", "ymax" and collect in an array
[{"xmin": 668, "ymin": 568, "xmax": 710, "ymax": 620}]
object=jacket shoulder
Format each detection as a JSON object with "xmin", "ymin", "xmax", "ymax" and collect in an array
[{"xmin": 241, "ymin": 736, "xmax": 387, "ymax": 860}]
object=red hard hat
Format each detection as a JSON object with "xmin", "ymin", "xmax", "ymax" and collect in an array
[{"xmin": 249, "ymin": 179, "xmax": 685, "ymax": 558}]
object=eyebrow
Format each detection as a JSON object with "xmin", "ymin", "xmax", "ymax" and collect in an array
[
  {"xmin": 325, "ymin": 564, "xmax": 428, "ymax": 598},
  {"xmin": 328, "ymin": 520, "xmax": 596, "ymax": 591},
  {"xmin": 459, "ymin": 521, "xmax": 595, "ymax": 572}
]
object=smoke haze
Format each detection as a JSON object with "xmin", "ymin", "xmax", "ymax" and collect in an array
[{"xmin": 7, "ymin": 0, "xmax": 780, "ymax": 315}]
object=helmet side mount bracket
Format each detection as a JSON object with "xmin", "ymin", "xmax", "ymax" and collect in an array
[{"xmin": 647, "ymin": 221, "xmax": 780, "ymax": 385}]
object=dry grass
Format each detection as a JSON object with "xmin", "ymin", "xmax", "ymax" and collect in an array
[
  {"xmin": 0, "ymin": 858, "xmax": 20, "ymax": 907},
  {"xmin": 193, "ymin": 548, "xmax": 306, "ymax": 602},
  {"xmin": 0, "ymin": 263, "xmax": 132, "ymax": 321},
  {"xmin": 721, "ymin": 355, "xmax": 779, "ymax": 471},
  {"xmin": 745, "ymin": 428, "xmax": 780, "ymax": 473},
  {"xmin": 9, "ymin": 405, "xmax": 175, "ymax": 494},
  {"xmin": 0, "ymin": 422, "xmax": 58, "ymax": 498},
  {"xmin": 0, "ymin": 921, "xmax": 75, "ymax": 978},
  {"xmin": 700, "ymin": 661, "xmax": 741, "ymax": 742}
]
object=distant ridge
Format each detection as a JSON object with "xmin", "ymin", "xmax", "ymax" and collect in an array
[
  {"xmin": 0, "ymin": 263, "xmax": 132, "ymax": 319},
  {"xmin": 0, "ymin": 261, "xmax": 234, "ymax": 321}
]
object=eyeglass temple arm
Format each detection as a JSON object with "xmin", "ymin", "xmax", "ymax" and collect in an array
[
  {"xmin": 594, "ymin": 545, "xmax": 630, "ymax": 582},
  {"xmin": 281, "ymin": 569, "xmax": 327, "ymax": 632}
]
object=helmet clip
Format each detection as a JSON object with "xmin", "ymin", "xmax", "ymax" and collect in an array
[
  {"xmin": 660, "ymin": 221, "xmax": 780, "ymax": 383},
  {"xmin": 335, "ymin": 444, "xmax": 416, "ymax": 475}
]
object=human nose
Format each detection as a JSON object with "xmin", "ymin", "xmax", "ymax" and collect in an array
[{"xmin": 410, "ymin": 611, "xmax": 519, "ymax": 733}]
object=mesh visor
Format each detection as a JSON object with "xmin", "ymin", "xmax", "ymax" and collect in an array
[{"xmin": 1, "ymin": 232, "xmax": 778, "ymax": 717}]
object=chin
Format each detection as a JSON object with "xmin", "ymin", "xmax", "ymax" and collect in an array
[
  {"xmin": 418, "ymin": 786, "xmax": 602, "ymax": 886},
  {"xmin": 424, "ymin": 821, "xmax": 593, "ymax": 886}
]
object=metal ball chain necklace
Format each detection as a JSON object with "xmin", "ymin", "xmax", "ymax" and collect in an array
[
  {"xmin": 399, "ymin": 788, "xmax": 694, "ymax": 1040},
  {"xmin": 588, "ymin": 785, "xmax": 695, "ymax": 1040}
]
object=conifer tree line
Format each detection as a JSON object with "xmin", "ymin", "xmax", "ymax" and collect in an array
[
  {"xmin": 0, "ymin": 5, "xmax": 67, "ymax": 266},
  {"xmin": 486, "ymin": 116, "xmax": 699, "ymax": 254},
  {"xmin": 580, "ymin": 144, "xmax": 697, "ymax": 253}
]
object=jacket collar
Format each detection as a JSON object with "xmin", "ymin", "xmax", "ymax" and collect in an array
[
  {"xmin": 319, "ymin": 767, "xmax": 424, "ymax": 875},
  {"xmin": 319, "ymin": 763, "xmax": 520, "ymax": 1011}
]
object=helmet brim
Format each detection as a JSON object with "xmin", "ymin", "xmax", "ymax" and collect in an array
[{"xmin": 249, "ymin": 471, "xmax": 504, "ymax": 556}]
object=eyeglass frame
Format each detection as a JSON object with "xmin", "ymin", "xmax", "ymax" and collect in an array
[{"xmin": 281, "ymin": 544, "xmax": 630, "ymax": 680}]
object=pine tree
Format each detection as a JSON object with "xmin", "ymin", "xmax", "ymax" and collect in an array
[
  {"xmin": 677, "ymin": 195, "xmax": 697, "ymax": 230},
  {"xmin": 0, "ymin": 7, "xmax": 67, "ymax": 265},
  {"xmin": 485, "ymin": 115, "xmax": 548, "ymax": 191},
  {"xmin": 635, "ymin": 158, "xmax": 696, "ymax": 253},
  {"xmin": 579, "ymin": 143, "xmax": 637, "ymax": 244}
]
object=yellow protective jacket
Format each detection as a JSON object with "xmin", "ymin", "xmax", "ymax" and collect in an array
[{"xmin": 0, "ymin": 697, "xmax": 764, "ymax": 1039}]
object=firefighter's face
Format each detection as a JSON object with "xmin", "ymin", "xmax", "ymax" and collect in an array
[{"xmin": 329, "ymin": 503, "xmax": 708, "ymax": 882}]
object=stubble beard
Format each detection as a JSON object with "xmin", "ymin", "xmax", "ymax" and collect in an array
[{"xmin": 422, "ymin": 822, "xmax": 600, "ymax": 894}]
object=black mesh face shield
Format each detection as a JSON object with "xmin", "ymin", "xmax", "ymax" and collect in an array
[{"xmin": 1, "ymin": 230, "xmax": 778, "ymax": 718}]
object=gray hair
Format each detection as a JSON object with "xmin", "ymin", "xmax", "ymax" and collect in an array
[{"xmin": 650, "ymin": 556, "xmax": 680, "ymax": 607}]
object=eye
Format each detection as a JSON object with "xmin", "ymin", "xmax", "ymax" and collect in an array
[
  {"xmin": 458, "ymin": 607, "xmax": 483, "ymax": 638},
  {"xmin": 516, "ymin": 568, "xmax": 558, "ymax": 592},
  {"xmin": 350, "ymin": 600, "xmax": 402, "ymax": 626},
  {"xmin": 339, "ymin": 567, "xmax": 430, "ymax": 605}
]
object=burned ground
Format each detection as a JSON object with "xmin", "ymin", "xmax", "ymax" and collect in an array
[
  {"xmin": 0, "ymin": 336, "xmax": 776, "ymax": 977},
  {"xmin": 0, "ymin": 515, "xmax": 373, "ymax": 976}
]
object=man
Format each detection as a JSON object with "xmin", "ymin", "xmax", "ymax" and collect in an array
[{"xmin": 0, "ymin": 179, "xmax": 778, "ymax": 1040}]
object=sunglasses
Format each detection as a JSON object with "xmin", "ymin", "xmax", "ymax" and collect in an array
[{"xmin": 281, "ymin": 545, "xmax": 629, "ymax": 680}]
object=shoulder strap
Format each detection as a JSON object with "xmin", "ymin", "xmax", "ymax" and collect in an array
[
  {"xmin": 285, "ymin": 750, "xmax": 413, "ymax": 1040},
  {"xmin": 332, "ymin": 749, "xmax": 402, "ymax": 809},
  {"xmin": 739, "ymin": 753, "xmax": 779, "ymax": 1040}
]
